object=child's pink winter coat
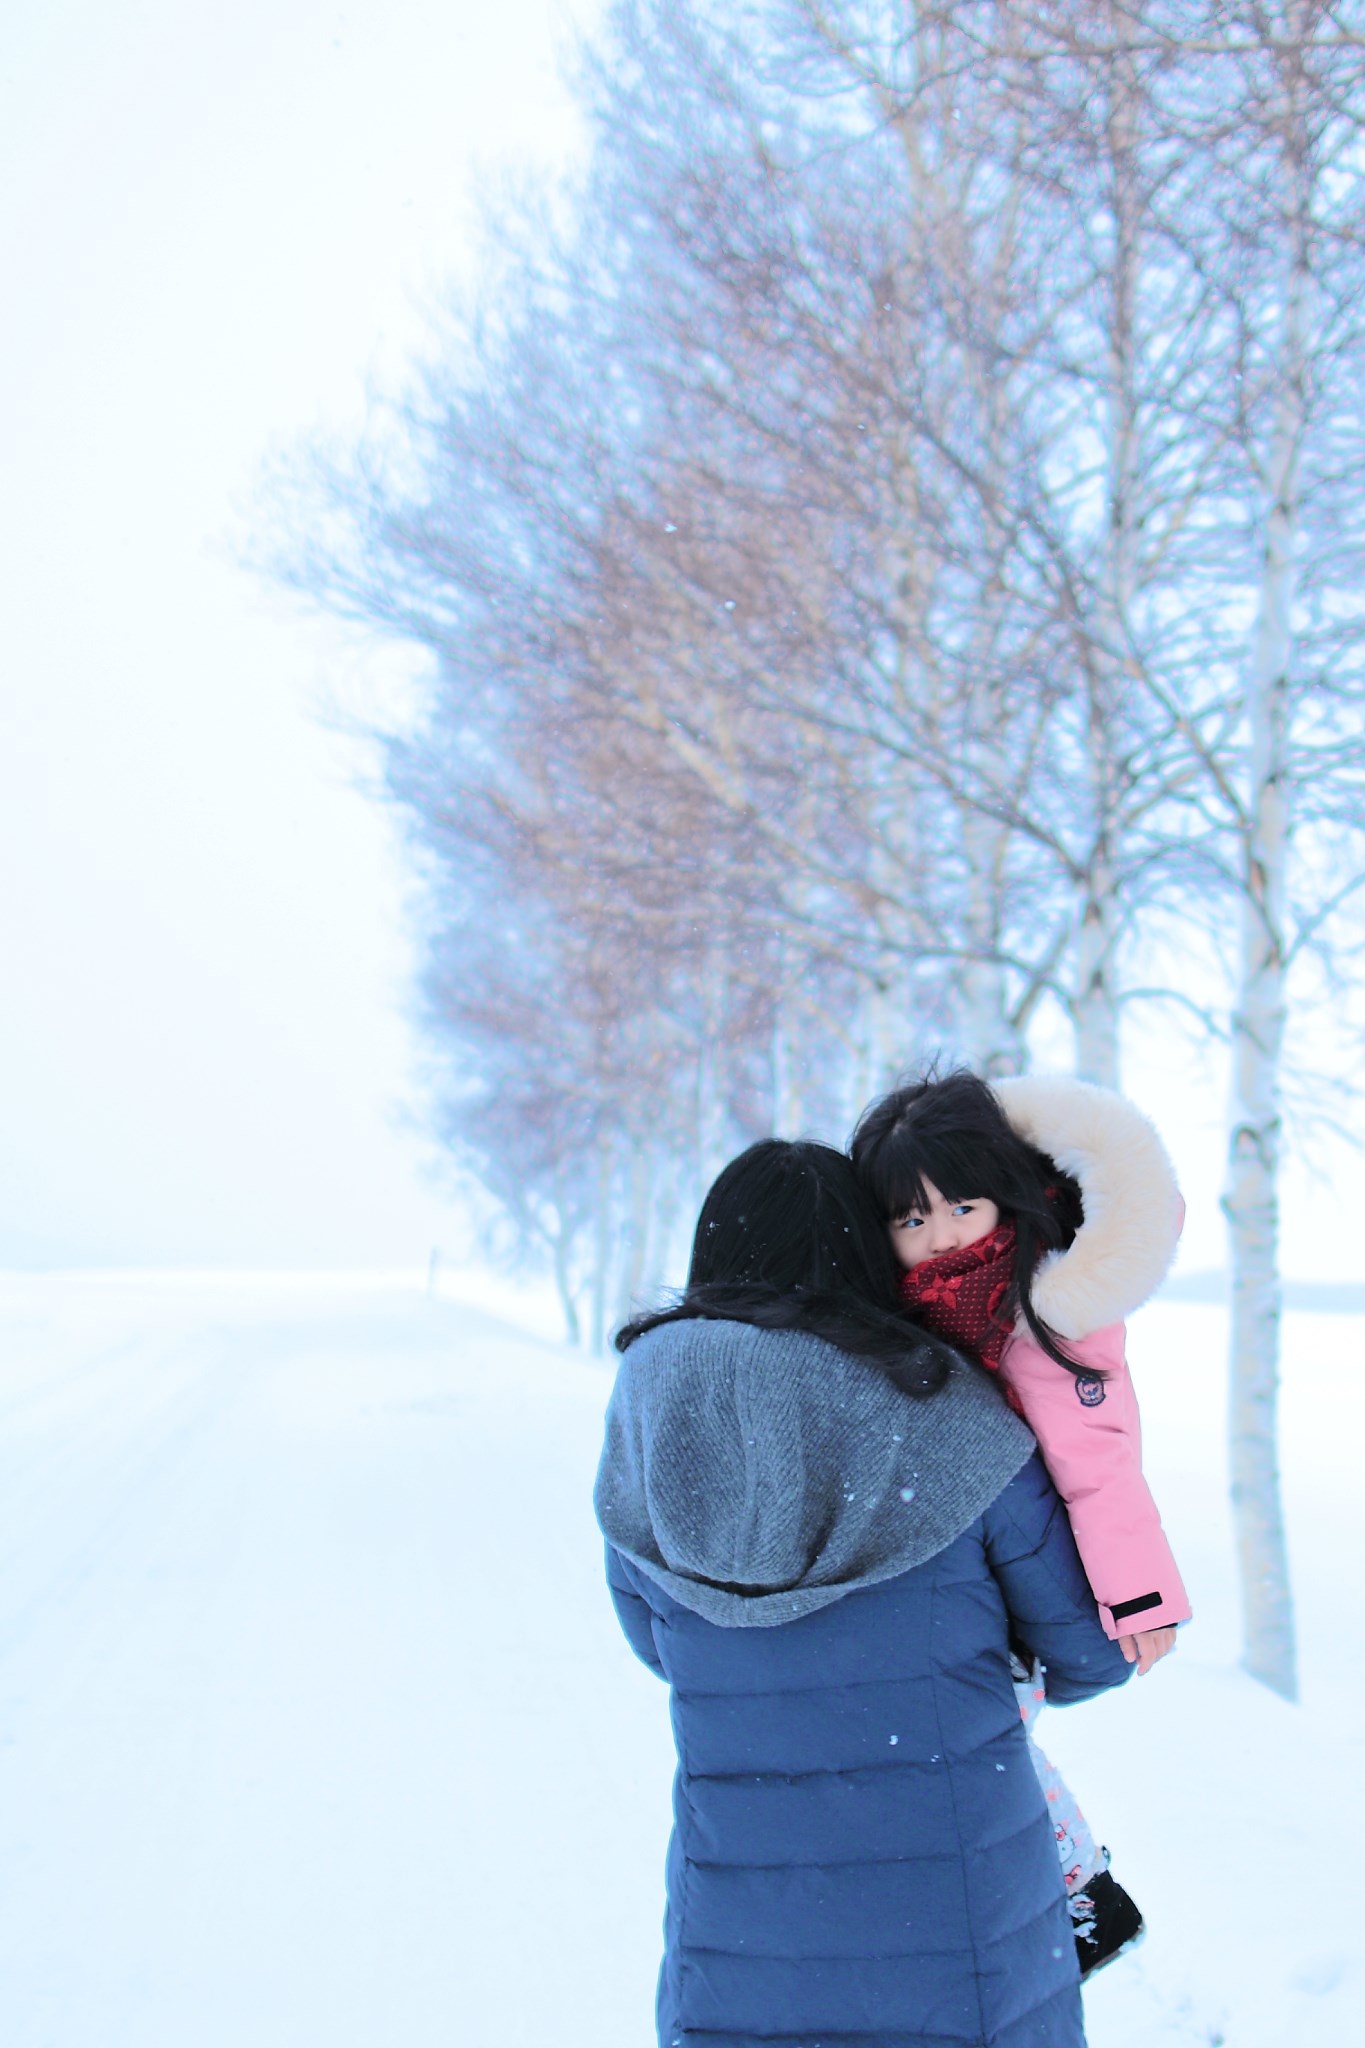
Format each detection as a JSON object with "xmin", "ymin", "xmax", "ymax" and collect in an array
[{"xmin": 992, "ymin": 1075, "xmax": 1192, "ymax": 1642}]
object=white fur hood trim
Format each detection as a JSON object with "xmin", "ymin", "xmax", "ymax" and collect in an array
[{"xmin": 992, "ymin": 1074, "xmax": 1183, "ymax": 1340}]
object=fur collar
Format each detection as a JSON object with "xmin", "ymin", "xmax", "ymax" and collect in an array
[{"xmin": 992, "ymin": 1075, "xmax": 1183, "ymax": 1340}]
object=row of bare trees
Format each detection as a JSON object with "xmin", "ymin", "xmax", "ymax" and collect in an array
[{"xmin": 277, "ymin": 0, "xmax": 1365, "ymax": 1698}]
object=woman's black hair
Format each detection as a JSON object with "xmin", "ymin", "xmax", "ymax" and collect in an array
[
  {"xmin": 849, "ymin": 1069, "xmax": 1086, "ymax": 1374},
  {"xmin": 614, "ymin": 1138, "xmax": 952, "ymax": 1400}
]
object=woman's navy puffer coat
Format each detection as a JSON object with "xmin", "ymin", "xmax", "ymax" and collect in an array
[{"xmin": 607, "ymin": 1446, "xmax": 1131, "ymax": 2048}]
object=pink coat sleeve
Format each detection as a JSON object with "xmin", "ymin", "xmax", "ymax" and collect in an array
[{"xmin": 996, "ymin": 1322, "xmax": 1191, "ymax": 1640}]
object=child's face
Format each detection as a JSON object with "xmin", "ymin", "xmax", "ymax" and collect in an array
[{"xmin": 888, "ymin": 1179, "xmax": 1001, "ymax": 1270}]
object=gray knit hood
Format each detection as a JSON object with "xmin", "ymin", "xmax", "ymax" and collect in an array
[{"xmin": 594, "ymin": 1317, "xmax": 1035, "ymax": 1628}]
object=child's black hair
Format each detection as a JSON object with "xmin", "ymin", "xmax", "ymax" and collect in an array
[
  {"xmin": 849, "ymin": 1069, "xmax": 1086, "ymax": 1374},
  {"xmin": 615, "ymin": 1138, "xmax": 953, "ymax": 1400}
]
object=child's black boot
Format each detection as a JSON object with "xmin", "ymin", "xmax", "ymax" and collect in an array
[{"xmin": 1069, "ymin": 1851, "xmax": 1145, "ymax": 1979}]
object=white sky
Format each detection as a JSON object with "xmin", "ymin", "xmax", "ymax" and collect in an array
[
  {"xmin": 0, "ymin": 0, "xmax": 1356, "ymax": 1278},
  {"xmin": 0, "ymin": 0, "xmax": 600, "ymax": 1266}
]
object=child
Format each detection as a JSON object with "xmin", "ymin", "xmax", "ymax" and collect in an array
[{"xmin": 851, "ymin": 1069, "xmax": 1191, "ymax": 1979}]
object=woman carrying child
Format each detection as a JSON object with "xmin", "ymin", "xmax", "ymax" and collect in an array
[
  {"xmin": 852, "ymin": 1068, "xmax": 1191, "ymax": 1976},
  {"xmin": 595, "ymin": 1138, "xmax": 1132, "ymax": 2048}
]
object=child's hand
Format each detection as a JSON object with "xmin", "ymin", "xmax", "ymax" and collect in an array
[{"xmin": 1119, "ymin": 1625, "xmax": 1178, "ymax": 1675}]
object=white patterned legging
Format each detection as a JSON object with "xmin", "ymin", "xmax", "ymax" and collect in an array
[{"xmin": 1014, "ymin": 1663, "xmax": 1104, "ymax": 1895}]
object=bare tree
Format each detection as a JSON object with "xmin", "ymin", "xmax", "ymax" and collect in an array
[{"xmin": 268, "ymin": 0, "xmax": 1365, "ymax": 1479}]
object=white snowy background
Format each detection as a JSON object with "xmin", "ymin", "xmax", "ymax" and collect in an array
[
  {"xmin": 1, "ymin": 4, "xmax": 1362, "ymax": 2045},
  {"xmin": 0, "ymin": 1273, "xmax": 1358, "ymax": 2046}
]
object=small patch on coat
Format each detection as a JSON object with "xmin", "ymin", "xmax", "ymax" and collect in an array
[
  {"xmin": 1110, "ymin": 1589, "xmax": 1162, "ymax": 1620},
  {"xmin": 1075, "ymin": 1375, "xmax": 1105, "ymax": 1407}
]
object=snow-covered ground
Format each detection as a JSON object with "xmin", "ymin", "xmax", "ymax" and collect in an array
[{"xmin": 0, "ymin": 1273, "xmax": 1357, "ymax": 2047}]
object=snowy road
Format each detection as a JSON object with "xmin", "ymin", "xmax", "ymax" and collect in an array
[
  {"xmin": 0, "ymin": 1274, "xmax": 1359, "ymax": 2046},
  {"xmin": 0, "ymin": 1275, "xmax": 669, "ymax": 2047}
]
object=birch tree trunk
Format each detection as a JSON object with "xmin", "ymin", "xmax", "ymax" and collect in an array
[
  {"xmin": 549, "ymin": 1164, "xmax": 583, "ymax": 1346},
  {"xmin": 1073, "ymin": 856, "xmax": 1122, "ymax": 1088},
  {"xmin": 1221, "ymin": 101, "xmax": 1307, "ymax": 1702},
  {"xmin": 648, "ymin": 1168, "xmax": 685, "ymax": 1298},
  {"xmin": 589, "ymin": 1131, "xmax": 615, "ymax": 1355},
  {"xmin": 553, "ymin": 1222, "xmax": 582, "ymax": 1347},
  {"xmin": 695, "ymin": 948, "xmax": 729, "ymax": 1188},
  {"xmin": 1072, "ymin": 9, "xmax": 1139, "ymax": 1096},
  {"xmin": 614, "ymin": 1140, "xmax": 655, "ymax": 1329},
  {"xmin": 771, "ymin": 998, "xmax": 802, "ymax": 1135},
  {"xmin": 770, "ymin": 924, "xmax": 808, "ymax": 1134},
  {"xmin": 961, "ymin": 805, "xmax": 1025, "ymax": 1076},
  {"xmin": 883, "ymin": 27, "xmax": 1025, "ymax": 1084}
]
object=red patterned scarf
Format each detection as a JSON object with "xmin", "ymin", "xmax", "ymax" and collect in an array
[{"xmin": 898, "ymin": 1223, "xmax": 1018, "ymax": 1370}]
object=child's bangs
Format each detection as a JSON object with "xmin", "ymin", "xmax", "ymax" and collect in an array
[
  {"xmin": 870, "ymin": 1153, "xmax": 932, "ymax": 1221},
  {"xmin": 870, "ymin": 1126, "xmax": 997, "ymax": 1219}
]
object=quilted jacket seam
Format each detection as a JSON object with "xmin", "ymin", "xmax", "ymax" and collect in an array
[{"xmin": 927, "ymin": 1559, "xmax": 993, "ymax": 2045}]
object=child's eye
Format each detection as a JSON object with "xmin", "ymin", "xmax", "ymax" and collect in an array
[{"xmin": 892, "ymin": 1214, "xmax": 923, "ymax": 1230}]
